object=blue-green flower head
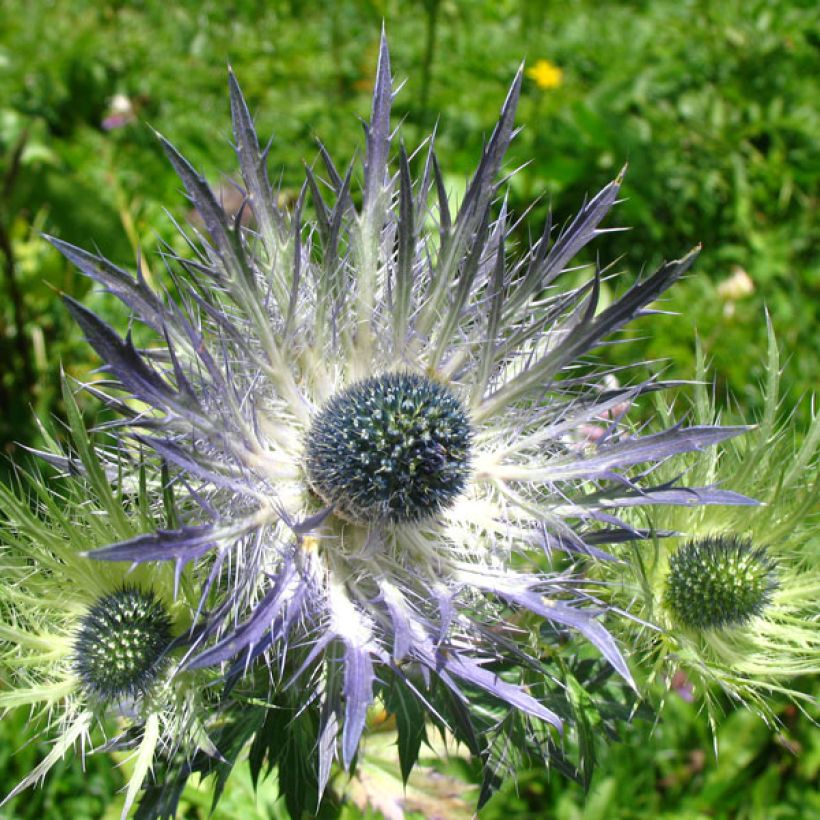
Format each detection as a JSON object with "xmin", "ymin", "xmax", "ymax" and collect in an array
[
  {"xmin": 306, "ymin": 372, "xmax": 472, "ymax": 523},
  {"xmin": 74, "ymin": 586, "xmax": 174, "ymax": 703},
  {"xmin": 664, "ymin": 535, "xmax": 777, "ymax": 631}
]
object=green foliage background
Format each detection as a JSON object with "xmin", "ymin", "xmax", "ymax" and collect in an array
[{"xmin": 0, "ymin": 0, "xmax": 816, "ymax": 817}]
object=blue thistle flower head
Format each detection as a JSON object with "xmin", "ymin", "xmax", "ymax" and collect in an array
[
  {"xmin": 48, "ymin": 33, "xmax": 755, "ymax": 811},
  {"xmin": 305, "ymin": 372, "xmax": 473, "ymax": 523}
]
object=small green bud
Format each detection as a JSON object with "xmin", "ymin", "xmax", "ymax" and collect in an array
[
  {"xmin": 664, "ymin": 535, "xmax": 777, "ymax": 631},
  {"xmin": 73, "ymin": 586, "xmax": 173, "ymax": 702}
]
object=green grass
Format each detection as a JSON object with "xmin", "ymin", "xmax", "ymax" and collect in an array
[{"xmin": 479, "ymin": 695, "xmax": 819, "ymax": 820}]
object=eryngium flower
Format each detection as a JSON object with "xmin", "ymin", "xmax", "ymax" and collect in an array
[
  {"xmin": 595, "ymin": 334, "xmax": 819, "ymax": 724},
  {"xmin": 50, "ymin": 34, "xmax": 752, "ymax": 808},
  {"xmin": 305, "ymin": 372, "xmax": 473, "ymax": 523},
  {"xmin": 0, "ymin": 392, "xmax": 216, "ymax": 817}
]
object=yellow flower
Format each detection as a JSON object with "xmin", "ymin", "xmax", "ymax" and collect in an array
[{"xmin": 526, "ymin": 59, "xmax": 563, "ymax": 90}]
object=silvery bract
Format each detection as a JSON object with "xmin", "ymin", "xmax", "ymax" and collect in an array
[{"xmin": 37, "ymin": 33, "xmax": 756, "ymax": 815}]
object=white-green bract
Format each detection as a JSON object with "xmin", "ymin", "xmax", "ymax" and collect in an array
[
  {"xmin": 592, "ymin": 337, "xmax": 819, "ymax": 730},
  {"xmin": 49, "ymin": 34, "xmax": 754, "ymax": 813}
]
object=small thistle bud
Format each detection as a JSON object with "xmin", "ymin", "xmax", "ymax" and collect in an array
[
  {"xmin": 73, "ymin": 586, "xmax": 174, "ymax": 702},
  {"xmin": 664, "ymin": 535, "xmax": 778, "ymax": 631},
  {"xmin": 305, "ymin": 373, "xmax": 472, "ymax": 523}
]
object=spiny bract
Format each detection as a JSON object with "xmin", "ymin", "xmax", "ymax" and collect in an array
[
  {"xmin": 0, "ymin": 401, "xmax": 216, "ymax": 818},
  {"xmin": 589, "ymin": 336, "xmax": 818, "ymax": 727},
  {"xmin": 46, "ymin": 32, "xmax": 755, "ymax": 815}
]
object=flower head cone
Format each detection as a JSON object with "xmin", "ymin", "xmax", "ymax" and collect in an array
[
  {"xmin": 0, "ymin": 387, "xmax": 217, "ymax": 818},
  {"xmin": 596, "ymin": 331, "xmax": 819, "ymax": 724},
  {"xmin": 49, "ymin": 34, "xmax": 754, "ymax": 809}
]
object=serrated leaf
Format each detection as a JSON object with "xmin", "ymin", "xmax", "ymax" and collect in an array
[
  {"xmin": 386, "ymin": 680, "xmax": 427, "ymax": 784},
  {"xmin": 277, "ymin": 703, "xmax": 320, "ymax": 820},
  {"xmin": 157, "ymin": 131, "xmax": 256, "ymax": 293},
  {"xmin": 363, "ymin": 29, "xmax": 392, "ymax": 212}
]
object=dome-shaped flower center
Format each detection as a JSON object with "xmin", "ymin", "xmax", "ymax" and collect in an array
[
  {"xmin": 73, "ymin": 586, "xmax": 173, "ymax": 701},
  {"xmin": 664, "ymin": 535, "xmax": 777, "ymax": 631},
  {"xmin": 305, "ymin": 373, "xmax": 472, "ymax": 524}
]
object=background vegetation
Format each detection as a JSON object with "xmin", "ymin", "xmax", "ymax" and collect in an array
[{"xmin": 0, "ymin": 0, "xmax": 816, "ymax": 817}]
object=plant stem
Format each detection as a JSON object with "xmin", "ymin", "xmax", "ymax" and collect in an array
[{"xmin": 0, "ymin": 130, "xmax": 35, "ymax": 404}]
